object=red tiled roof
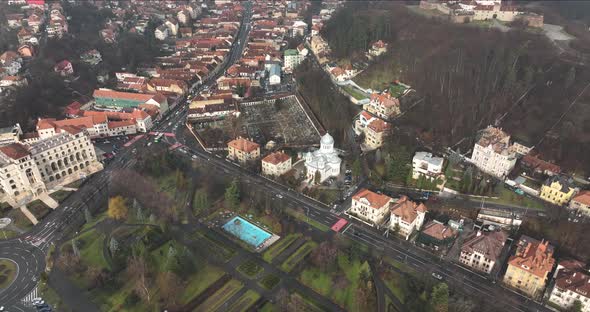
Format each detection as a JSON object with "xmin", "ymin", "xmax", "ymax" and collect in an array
[
  {"xmin": 108, "ymin": 120, "xmax": 135, "ymax": 128},
  {"xmin": 262, "ymin": 151, "xmax": 290, "ymax": 165},
  {"xmin": 0, "ymin": 143, "xmax": 30, "ymax": 160},
  {"xmin": 508, "ymin": 236, "xmax": 555, "ymax": 278},
  {"xmin": 353, "ymin": 189, "xmax": 392, "ymax": 209},
  {"xmin": 367, "ymin": 118, "xmax": 390, "ymax": 133},
  {"xmin": 572, "ymin": 190, "xmax": 590, "ymax": 206},
  {"xmin": 391, "ymin": 196, "xmax": 427, "ymax": 223},
  {"xmin": 228, "ymin": 137, "xmax": 259, "ymax": 153},
  {"xmin": 370, "ymin": 93, "xmax": 400, "ymax": 108},
  {"xmin": 422, "ymin": 221, "xmax": 457, "ymax": 241},
  {"xmin": 461, "ymin": 230, "xmax": 507, "ymax": 261}
]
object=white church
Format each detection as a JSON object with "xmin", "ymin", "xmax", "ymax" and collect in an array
[{"xmin": 304, "ymin": 133, "xmax": 342, "ymax": 183}]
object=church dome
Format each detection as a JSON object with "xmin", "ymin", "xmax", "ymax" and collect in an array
[{"xmin": 320, "ymin": 133, "xmax": 334, "ymax": 146}]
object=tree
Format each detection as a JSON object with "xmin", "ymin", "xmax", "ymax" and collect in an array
[
  {"xmin": 156, "ymin": 271, "xmax": 183, "ymax": 307},
  {"xmin": 83, "ymin": 207, "xmax": 92, "ymax": 224},
  {"xmin": 127, "ymin": 253, "xmax": 152, "ymax": 304},
  {"xmin": 108, "ymin": 196, "xmax": 128, "ymax": 221},
  {"xmin": 430, "ymin": 283, "xmax": 449, "ymax": 312},
  {"xmin": 352, "ymin": 159, "xmax": 362, "ymax": 178},
  {"xmin": 224, "ymin": 179, "xmax": 240, "ymax": 210},
  {"xmin": 109, "ymin": 237, "xmax": 119, "ymax": 256},
  {"xmin": 310, "ymin": 241, "xmax": 338, "ymax": 271},
  {"xmin": 193, "ymin": 189, "xmax": 210, "ymax": 214},
  {"xmin": 314, "ymin": 170, "xmax": 322, "ymax": 185},
  {"xmin": 568, "ymin": 300, "xmax": 582, "ymax": 312}
]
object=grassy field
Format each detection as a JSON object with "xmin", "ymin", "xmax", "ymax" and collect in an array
[
  {"xmin": 195, "ymin": 279, "xmax": 243, "ymax": 312},
  {"xmin": 286, "ymin": 208, "xmax": 330, "ymax": 232},
  {"xmin": 180, "ymin": 264, "xmax": 225, "ymax": 304},
  {"xmin": 237, "ymin": 259, "xmax": 263, "ymax": 278},
  {"xmin": 76, "ymin": 229, "xmax": 110, "ymax": 271},
  {"xmin": 489, "ymin": 184, "xmax": 545, "ymax": 210},
  {"xmin": 381, "ymin": 270, "xmax": 408, "ymax": 304},
  {"xmin": 300, "ymin": 255, "xmax": 372, "ymax": 311},
  {"xmin": 191, "ymin": 230, "xmax": 237, "ymax": 262},
  {"xmin": 0, "ymin": 259, "xmax": 17, "ymax": 289},
  {"xmin": 280, "ymin": 240, "xmax": 318, "ymax": 272},
  {"xmin": 342, "ymin": 85, "xmax": 368, "ymax": 100},
  {"xmin": 50, "ymin": 190, "xmax": 73, "ymax": 203},
  {"xmin": 258, "ymin": 273, "xmax": 280, "ymax": 290},
  {"xmin": 227, "ymin": 289, "xmax": 261, "ymax": 312},
  {"xmin": 260, "ymin": 302, "xmax": 275, "ymax": 312},
  {"xmin": 262, "ymin": 233, "xmax": 301, "ymax": 263},
  {"xmin": 0, "ymin": 229, "xmax": 18, "ymax": 239}
]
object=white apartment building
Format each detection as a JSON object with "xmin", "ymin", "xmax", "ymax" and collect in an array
[
  {"xmin": 470, "ymin": 126, "xmax": 517, "ymax": 178},
  {"xmin": 0, "ymin": 128, "xmax": 102, "ymax": 207},
  {"xmin": 261, "ymin": 151, "xmax": 292, "ymax": 177},
  {"xmin": 459, "ymin": 230, "xmax": 508, "ymax": 274},
  {"xmin": 0, "ymin": 124, "xmax": 22, "ymax": 146},
  {"xmin": 390, "ymin": 196, "xmax": 427, "ymax": 240},
  {"xmin": 412, "ymin": 152, "xmax": 444, "ymax": 180},
  {"xmin": 284, "ymin": 49, "xmax": 304, "ymax": 72},
  {"xmin": 548, "ymin": 260, "xmax": 590, "ymax": 312},
  {"xmin": 349, "ymin": 189, "xmax": 393, "ymax": 226}
]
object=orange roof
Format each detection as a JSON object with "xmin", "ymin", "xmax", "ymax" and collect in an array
[
  {"xmin": 108, "ymin": 120, "xmax": 135, "ymax": 128},
  {"xmin": 572, "ymin": 190, "xmax": 590, "ymax": 206},
  {"xmin": 228, "ymin": 137, "xmax": 259, "ymax": 153},
  {"xmin": 353, "ymin": 189, "xmax": 392, "ymax": 209},
  {"xmin": 422, "ymin": 221, "xmax": 457, "ymax": 241},
  {"xmin": 0, "ymin": 143, "xmax": 30, "ymax": 160},
  {"xmin": 508, "ymin": 236, "xmax": 555, "ymax": 278},
  {"xmin": 367, "ymin": 118, "xmax": 390, "ymax": 133},
  {"xmin": 93, "ymin": 89, "xmax": 161, "ymax": 103},
  {"xmin": 370, "ymin": 93, "xmax": 400, "ymax": 108},
  {"xmin": 360, "ymin": 111, "xmax": 373, "ymax": 121},
  {"xmin": 262, "ymin": 151, "xmax": 290, "ymax": 165},
  {"xmin": 391, "ymin": 196, "xmax": 427, "ymax": 223}
]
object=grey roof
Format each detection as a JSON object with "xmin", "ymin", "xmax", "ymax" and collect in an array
[{"xmin": 543, "ymin": 175, "xmax": 572, "ymax": 193}]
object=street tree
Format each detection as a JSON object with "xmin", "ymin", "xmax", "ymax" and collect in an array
[
  {"xmin": 430, "ymin": 283, "xmax": 449, "ymax": 312},
  {"xmin": 108, "ymin": 196, "xmax": 128, "ymax": 221}
]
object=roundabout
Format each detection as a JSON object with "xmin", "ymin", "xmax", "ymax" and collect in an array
[{"xmin": 0, "ymin": 258, "xmax": 17, "ymax": 290}]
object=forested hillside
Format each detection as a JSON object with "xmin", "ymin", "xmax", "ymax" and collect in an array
[{"xmin": 321, "ymin": 2, "xmax": 590, "ymax": 174}]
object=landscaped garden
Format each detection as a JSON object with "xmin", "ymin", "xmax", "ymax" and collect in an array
[
  {"xmin": 226, "ymin": 289, "xmax": 261, "ymax": 312},
  {"xmin": 50, "ymin": 189, "xmax": 73, "ymax": 203},
  {"xmin": 280, "ymin": 240, "xmax": 318, "ymax": 272},
  {"xmin": 342, "ymin": 84, "xmax": 368, "ymax": 100},
  {"xmin": 195, "ymin": 279, "xmax": 244, "ymax": 312},
  {"xmin": 0, "ymin": 259, "xmax": 17, "ymax": 289},
  {"xmin": 258, "ymin": 273, "xmax": 280, "ymax": 290},
  {"xmin": 262, "ymin": 233, "xmax": 302, "ymax": 263},
  {"xmin": 237, "ymin": 258, "xmax": 263, "ymax": 278}
]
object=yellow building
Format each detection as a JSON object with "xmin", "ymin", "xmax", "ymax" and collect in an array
[
  {"xmin": 364, "ymin": 118, "xmax": 391, "ymax": 150},
  {"xmin": 261, "ymin": 151, "xmax": 292, "ymax": 177},
  {"xmin": 503, "ymin": 236, "xmax": 555, "ymax": 299},
  {"xmin": 227, "ymin": 137, "xmax": 260, "ymax": 164},
  {"xmin": 539, "ymin": 176, "xmax": 575, "ymax": 206}
]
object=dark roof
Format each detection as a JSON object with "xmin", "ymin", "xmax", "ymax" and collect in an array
[{"xmin": 544, "ymin": 175, "xmax": 572, "ymax": 193}]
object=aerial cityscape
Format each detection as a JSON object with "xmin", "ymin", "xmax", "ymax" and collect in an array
[{"xmin": 0, "ymin": 0, "xmax": 589, "ymax": 311}]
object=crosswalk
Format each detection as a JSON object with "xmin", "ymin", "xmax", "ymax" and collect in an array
[{"xmin": 21, "ymin": 285, "xmax": 38, "ymax": 306}]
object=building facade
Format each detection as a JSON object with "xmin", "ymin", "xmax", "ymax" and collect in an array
[
  {"xmin": 349, "ymin": 189, "xmax": 393, "ymax": 226},
  {"xmin": 503, "ymin": 236, "xmax": 555, "ymax": 299},
  {"xmin": 548, "ymin": 260, "xmax": 590, "ymax": 312},
  {"xmin": 364, "ymin": 93, "xmax": 401, "ymax": 120},
  {"xmin": 470, "ymin": 126, "xmax": 517, "ymax": 178},
  {"xmin": 459, "ymin": 230, "xmax": 508, "ymax": 274},
  {"xmin": 364, "ymin": 118, "xmax": 390, "ymax": 150},
  {"xmin": 390, "ymin": 196, "xmax": 427, "ymax": 240},
  {"xmin": 540, "ymin": 175, "xmax": 575, "ymax": 206},
  {"xmin": 569, "ymin": 191, "xmax": 590, "ymax": 216},
  {"xmin": 227, "ymin": 137, "xmax": 260, "ymax": 164},
  {"xmin": 261, "ymin": 151, "xmax": 292, "ymax": 177},
  {"xmin": 412, "ymin": 152, "xmax": 444, "ymax": 180}
]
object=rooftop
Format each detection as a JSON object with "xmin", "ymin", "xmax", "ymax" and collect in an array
[
  {"xmin": 391, "ymin": 196, "xmax": 427, "ymax": 223},
  {"xmin": 572, "ymin": 190, "xmax": 590, "ymax": 206},
  {"xmin": 422, "ymin": 221, "xmax": 457, "ymax": 241},
  {"xmin": 228, "ymin": 137, "xmax": 260, "ymax": 153},
  {"xmin": 461, "ymin": 230, "xmax": 507, "ymax": 261},
  {"xmin": 476, "ymin": 126, "xmax": 513, "ymax": 154},
  {"xmin": 353, "ymin": 189, "xmax": 393, "ymax": 209},
  {"xmin": 508, "ymin": 235, "xmax": 555, "ymax": 278},
  {"xmin": 262, "ymin": 151, "xmax": 291, "ymax": 165}
]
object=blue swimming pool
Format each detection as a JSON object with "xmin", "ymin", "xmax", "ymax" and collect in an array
[{"xmin": 222, "ymin": 216, "xmax": 272, "ymax": 248}]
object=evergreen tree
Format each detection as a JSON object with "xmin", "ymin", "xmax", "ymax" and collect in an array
[
  {"xmin": 83, "ymin": 207, "xmax": 92, "ymax": 224},
  {"xmin": 109, "ymin": 237, "xmax": 119, "ymax": 255},
  {"xmin": 430, "ymin": 283, "xmax": 449, "ymax": 312},
  {"xmin": 224, "ymin": 179, "xmax": 240, "ymax": 210},
  {"xmin": 72, "ymin": 238, "xmax": 80, "ymax": 258}
]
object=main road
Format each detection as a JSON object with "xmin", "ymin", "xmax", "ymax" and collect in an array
[{"xmin": 0, "ymin": 2, "xmax": 252, "ymax": 310}]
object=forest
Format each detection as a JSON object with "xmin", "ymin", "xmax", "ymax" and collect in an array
[{"xmin": 321, "ymin": 2, "xmax": 590, "ymax": 174}]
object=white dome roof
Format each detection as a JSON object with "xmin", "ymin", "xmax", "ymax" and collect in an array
[{"xmin": 320, "ymin": 133, "xmax": 334, "ymax": 145}]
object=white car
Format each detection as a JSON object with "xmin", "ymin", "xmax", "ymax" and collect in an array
[{"xmin": 431, "ymin": 272, "xmax": 443, "ymax": 280}]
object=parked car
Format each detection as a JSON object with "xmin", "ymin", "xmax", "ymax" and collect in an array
[{"xmin": 431, "ymin": 272, "xmax": 443, "ymax": 280}]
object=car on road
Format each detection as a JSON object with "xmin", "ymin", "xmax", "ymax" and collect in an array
[{"xmin": 431, "ymin": 272, "xmax": 443, "ymax": 280}]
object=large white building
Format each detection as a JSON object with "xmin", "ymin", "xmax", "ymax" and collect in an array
[
  {"xmin": 470, "ymin": 126, "xmax": 517, "ymax": 178},
  {"xmin": 349, "ymin": 189, "xmax": 393, "ymax": 226},
  {"xmin": 412, "ymin": 152, "xmax": 444, "ymax": 180},
  {"xmin": 548, "ymin": 260, "xmax": 590, "ymax": 312},
  {"xmin": 304, "ymin": 133, "xmax": 342, "ymax": 184},
  {"xmin": 0, "ymin": 128, "xmax": 102, "ymax": 207},
  {"xmin": 390, "ymin": 196, "xmax": 427, "ymax": 240}
]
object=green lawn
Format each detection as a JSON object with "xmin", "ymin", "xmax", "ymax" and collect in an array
[
  {"xmin": 280, "ymin": 240, "xmax": 318, "ymax": 272},
  {"xmin": 381, "ymin": 270, "xmax": 408, "ymax": 304},
  {"xmin": 65, "ymin": 179, "xmax": 85, "ymax": 189},
  {"xmin": 180, "ymin": 264, "xmax": 225, "ymax": 304},
  {"xmin": 191, "ymin": 230, "xmax": 236, "ymax": 262},
  {"xmin": 260, "ymin": 302, "xmax": 275, "ymax": 312},
  {"xmin": 227, "ymin": 289, "xmax": 261, "ymax": 312},
  {"xmin": 342, "ymin": 85, "xmax": 368, "ymax": 100},
  {"xmin": 286, "ymin": 208, "xmax": 330, "ymax": 232},
  {"xmin": 299, "ymin": 255, "xmax": 372, "ymax": 311},
  {"xmin": 28, "ymin": 200, "xmax": 51, "ymax": 220},
  {"xmin": 195, "ymin": 279, "xmax": 243, "ymax": 312},
  {"xmin": 0, "ymin": 259, "xmax": 17, "ymax": 289},
  {"xmin": 50, "ymin": 190, "xmax": 73, "ymax": 203},
  {"xmin": 489, "ymin": 184, "xmax": 545, "ymax": 210},
  {"xmin": 75, "ymin": 229, "xmax": 110, "ymax": 271},
  {"xmin": 237, "ymin": 259, "xmax": 263, "ymax": 278},
  {"xmin": 0, "ymin": 229, "xmax": 18, "ymax": 239},
  {"xmin": 258, "ymin": 273, "xmax": 280, "ymax": 290},
  {"xmin": 389, "ymin": 84, "xmax": 408, "ymax": 98},
  {"xmin": 262, "ymin": 233, "xmax": 301, "ymax": 263}
]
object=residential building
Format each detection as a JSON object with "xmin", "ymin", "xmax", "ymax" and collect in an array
[
  {"xmin": 283, "ymin": 49, "xmax": 304, "ymax": 72},
  {"xmin": 349, "ymin": 189, "xmax": 393, "ymax": 226},
  {"xmin": 80, "ymin": 49, "xmax": 102, "ymax": 66},
  {"xmin": 187, "ymin": 97, "xmax": 238, "ymax": 121},
  {"xmin": 503, "ymin": 236, "xmax": 555, "ymax": 299},
  {"xmin": 412, "ymin": 152, "xmax": 444, "ymax": 180},
  {"xmin": 227, "ymin": 137, "xmax": 260, "ymax": 164},
  {"xmin": 93, "ymin": 89, "xmax": 169, "ymax": 113},
  {"xmin": 304, "ymin": 133, "xmax": 342, "ymax": 184},
  {"xmin": 539, "ymin": 175, "xmax": 575, "ymax": 206},
  {"xmin": 364, "ymin": 118, "xmax": 390, "ymax": 150},
  {"xmin": 419, "ymin": 220, "xmax": 457, "ymax": 250},
  {"xmin": 521, "ymin": 154, "xmax": 561, "ymax": 177},
  {"xmin": 369, "ymin": 40, "xmax": 388, "ymax": 57},
  {"xmin": 364, "ymin": 93, "xmax": 401, "ymax": 120},
  {"xmin": 459, "ymin": 229, "xmax": 508, "ymax": 274},
  {"xmin": 155, "ymin": 24, "xmax": 169, "ymax": 40},
  {"xmin": 147, "ymin": 78, "xmax": 188, "ymax": 95},
  {"xmin": 54, "ymin": 60, "xmax": 74, "ymax": 76},
  {"xmin": 548, "ymin": 260, "xmax": 590, "ymax": 312},
  {"xmin": 470, "ymin": 126, "xmax": 517, "ymax": 178},
  {"xmin": 0, "ymin": 124, "xmax": 22, "ymax": 146},
  {"xmin": 0, "ymin": 51, "xmax": 22, "ymax": 75},
  {"xmin": 390, "ymin": 196, "xmax": 427, "ymax": 240},
  {"xmin": 569, "ymin": 190, "xmax": 590, "ymax": 217},
  {"xmin": 261, "ymin": 151, "xmax": 292, "ymax": 177}
]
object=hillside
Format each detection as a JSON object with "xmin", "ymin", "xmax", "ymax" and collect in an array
[{"xmin": 321, "ymin": 2, "xmax": 590, "ymax": 174}]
